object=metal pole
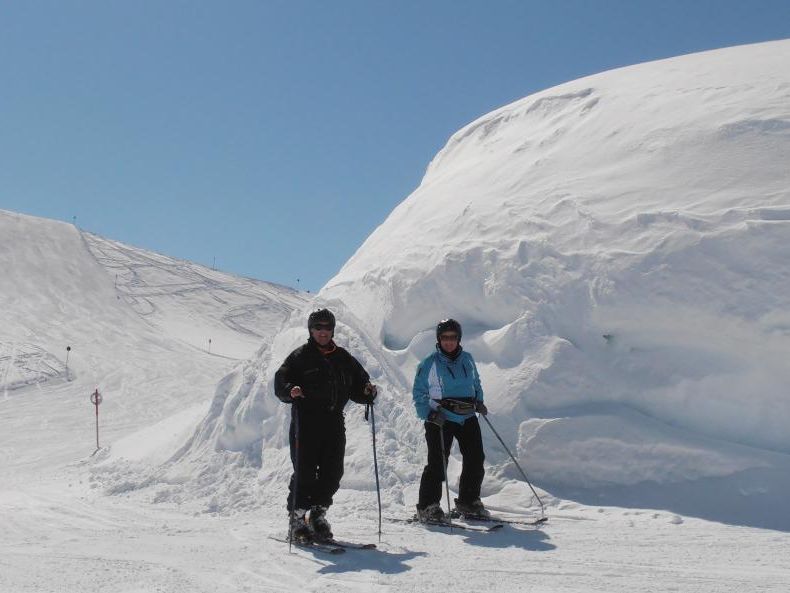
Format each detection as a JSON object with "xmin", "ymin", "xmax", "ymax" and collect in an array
[
  {"xmin": 90, "ymin": 389, "xmax": 102, "ymax": 454},
  {"xmin": 438, "ymin": 424, "xmax": 453, "ymax": 531},
  {"xmin": 368, "ymin": 403, "xmax": 383, "ymax": 541},
  {"xmin": 288, "ymin": 403, "xmax": 301, "ymax": 553},
  {"xmin": 481, "ymin": 414, "xmax": 545, "ymax": 517}
]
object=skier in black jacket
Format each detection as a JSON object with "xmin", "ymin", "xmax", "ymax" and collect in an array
[{"xmin": 274, "ymin": 308, "xmax": 378, "ymax": 543}]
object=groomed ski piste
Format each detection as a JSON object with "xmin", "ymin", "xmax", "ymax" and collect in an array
[{"xmin": 3, "ymin": 39, "xmax": 790, "ymax": 592}]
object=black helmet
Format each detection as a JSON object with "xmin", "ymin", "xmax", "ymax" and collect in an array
[
  {"xmin": 436, "ymin": 318, "xmax": 462, "ymax": 341},
  {"xmin": 308, "ymin": 308, "xmax": 336, "ymax": 331}
]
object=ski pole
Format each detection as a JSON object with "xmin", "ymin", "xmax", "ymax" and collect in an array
[
  {"xmin": 366, "ymin": 403, "xmax": 383, "ymax": 542},
  {"xmin": 288, "ymin": 403, "xmax": 301, "ymax": 553},
  {"xmin": 481, "ymin": 414, "xmax": 546, "ymax": 517},
  {"xmin": 438, "ymin": 423, "xmax": 453, "ymax": 532}
]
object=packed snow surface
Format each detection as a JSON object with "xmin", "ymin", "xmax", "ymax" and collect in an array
[{"xmin": 3, "ymin": 40, "xmax": 790, "ymax": 592}]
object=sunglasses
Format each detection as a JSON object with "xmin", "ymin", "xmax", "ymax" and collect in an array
[{"xmin": 312, "ymin": 323, "xmax": 334, "ymax": 331}]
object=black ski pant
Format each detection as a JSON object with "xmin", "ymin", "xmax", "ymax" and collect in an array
[
  {"xmin": 418, "ymin": 415, "xmax": 485, "ymax": 509},
  {"xmin": 287, "ymin": 409, "xmax": 346, "ymax": 512}
]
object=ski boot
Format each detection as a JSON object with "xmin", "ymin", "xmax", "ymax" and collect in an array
[
  {"xmin": 309, "ymin": 505, "xmax": 333, "ymax": 541},
  {"xmin": 416, "ymin": 502, "xmax": 446, "ymax": 523},
  {"xmin": 454, "ymin": 498, "xmax": 491, "ymax": 519},
  {"xmin": 289, "ymin": 508, "xmax": 313, "ymax": 543}
]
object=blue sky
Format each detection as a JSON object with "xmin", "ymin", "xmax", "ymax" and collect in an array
[{"xmin": 2, "ymin": 1, "xmax": 789, "ymax": 292}]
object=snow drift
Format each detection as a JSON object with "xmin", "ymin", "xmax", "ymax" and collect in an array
[{"xmin": 313, "ymin": 40, "xmax": 790, "ymax": 524}]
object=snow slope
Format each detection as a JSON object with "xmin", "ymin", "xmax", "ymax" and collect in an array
[
  {"xmin": 3, "ymin": 40, "xmax": 790, "ymax": 593},
  {"xmin": 0, "ymin": 208, "xmax": 307, "ymax": 473}
]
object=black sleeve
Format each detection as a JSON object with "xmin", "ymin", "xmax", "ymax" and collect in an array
[
  {"xmin": 274, "ymin": 350, "xmax": 300, "ymax": 403},
  {"xmin": 347, "ymin": 353, "xmax": 372, "ymax": 405}
]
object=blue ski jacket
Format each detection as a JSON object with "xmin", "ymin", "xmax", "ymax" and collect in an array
[{"xmin": 412, "ymin": 346, "xmax": 484, "ymax": 424}]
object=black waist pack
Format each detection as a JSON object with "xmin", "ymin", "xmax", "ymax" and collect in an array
[{"xmin": 440, "ymin": 399, "xmax": 476, "ymax": 415}]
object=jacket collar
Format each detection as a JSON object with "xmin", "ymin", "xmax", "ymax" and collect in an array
[
  {"xmin": 308, "ymin": 337, "xmax": 337, "ymax": 355},
  {"xmin": 435, "ymin": 343, "xmax": 463, "ymax": 361}
]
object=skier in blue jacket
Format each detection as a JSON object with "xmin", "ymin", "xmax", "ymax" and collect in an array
[{"xmin": 413, "ymin": 318, "xmax": 490, "ymax": 522}]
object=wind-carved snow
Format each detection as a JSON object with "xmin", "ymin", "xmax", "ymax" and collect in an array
[{"xmin": 313, "ymin": 39, "xmax": 790, "ymax": 528}]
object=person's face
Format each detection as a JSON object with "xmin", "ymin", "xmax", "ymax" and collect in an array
[
  {"xmin": 438, "ymin": 332, "xmax": 460, "ymax": 354},
  {"xmin": 310, "ymin": 322, "xmax": 333, "ymax": 346}
]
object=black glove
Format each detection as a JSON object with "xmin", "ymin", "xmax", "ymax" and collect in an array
[
  {"xmin": 427, "ymin": 410, "xmax": 446, "ymax": 427},
  {"xmin": 475, "ymin": 401, "xmax": 488, "ymax": 416},
  {"xmin": 363, "ymin": 383, "xmax": 378, "ymax": 403}
]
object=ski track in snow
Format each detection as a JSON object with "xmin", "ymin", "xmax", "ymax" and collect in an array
[
  {"xmin": 0, "ymin": 342, "xmax": 70, "ymax": 392},
  {"xmin": 81, "ymin": 231, "xmax": 309, "ymax": 359}
]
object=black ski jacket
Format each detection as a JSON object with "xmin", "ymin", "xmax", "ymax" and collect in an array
[{"xmin": 274, "ymin": 339, "xmax": 372, "ymax": 414}]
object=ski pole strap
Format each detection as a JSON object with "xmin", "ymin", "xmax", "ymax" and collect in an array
[
  {"xmin": 365, "ymin": 403, "xmax": 370, "ymax": 422},
  {"xmin": 440, "ymin": 398, "xmax": 476, "ymax": 415}
]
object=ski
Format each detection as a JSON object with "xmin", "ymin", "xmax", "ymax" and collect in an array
[
  {"xmin": 386, "ymin": 515, "xmax": 503, "ymax": 532},
  {"xmin": 316, "ymin": 538, "xmax": 377, "ymax": 550},
  {"xmin": 451, "ymin": 511, "xmax": 548, "ymax": 527},
  {"xmin": 269, "ymin": 536, "xmax": 345, "ymax": 555}
]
